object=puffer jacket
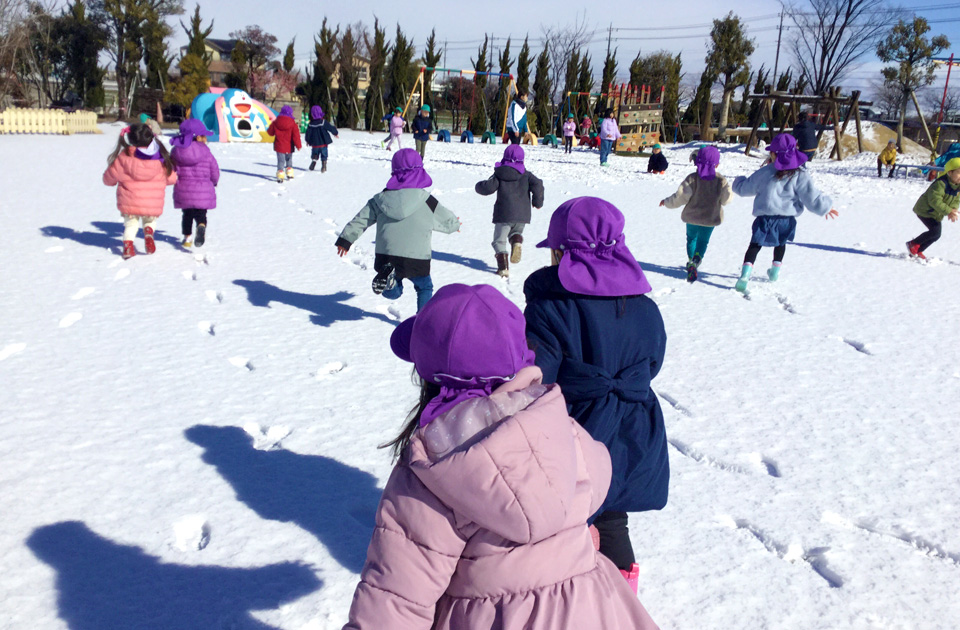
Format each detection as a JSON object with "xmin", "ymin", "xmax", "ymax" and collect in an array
[
  {"xmin": 390, "ymin": 115, "xmax": 405, "ymax": 135},
  {"xmin": 562, "ymin": 120, "xmax": 577, "ymax": 137},
  {"xmin": 879, "ymin": 144, "xmax": 898, "ymax": 166},
  {"xmin": 267, "ymin": 115, "xmax": 301, "ymax": 154},
  {"xmin": 662, "ymin": 172, "xmax": 732, "ymax": 226},
  {"xmin": 335, "ymin": 188, "xmax": 460, "ymax": 279},
  {"xmin": 600, "ymin": 118, "xmax": 621, "ymax": 141},
  {"xmin": 732, "ymin": 164, "xmax": 833, "ymax": 218},
  {"xmin": 475, "ymin": 166, "xmax": 545, "ymax": 224},
  {"xmin": 913, "ymin": 175, "xmax": 960, "ymax": 221},
  {"xmin": 171, "ymin": 140, "xmax": 219, "ymax": 210},
  {"xmin": 343, "ymin": 367, "xmax": 659, "ymax": 630},
  {"xmin": 102, "ymin": 148, "xmax": 177, "ymax": 217}
]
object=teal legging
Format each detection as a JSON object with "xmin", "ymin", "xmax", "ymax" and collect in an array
[{"xmin": 686, "ymin": 224, "xmax": 715, "ymax": 260}]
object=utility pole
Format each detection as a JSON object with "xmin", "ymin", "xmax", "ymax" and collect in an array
[
  {"xmin": 772, "ymin": 9, "xmax": 784, "ymax": 86},
  {"xmin": 606, "ymin": 23, "xmax": 612, "ymax": 59},
  {"xmin": 443, "ymin": 40, "xmax": 447, "ymax": 68}
]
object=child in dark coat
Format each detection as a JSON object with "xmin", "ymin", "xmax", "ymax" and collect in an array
[
  {"xmin": 305, "ymin": 106, "xmax": 338, "ymax": 173},
  {"xmin": 647, "ymin": 144, "xmax": 668, "ymax": 174},
  {"xmin": 412, "ymin": 104, "xmax": 434, "ymax": 159},
  {"xmin": 523, "ymin": 197, "xmax": 669, "ymax": 594},
  {"xmin": 170, "ymin": 119, "xmax": 220, "ymax": 247},
  {"xmin": 475, "ymin": 145, "xmax": 545, "ymax": 277}
]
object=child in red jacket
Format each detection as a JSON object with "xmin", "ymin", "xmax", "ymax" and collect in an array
[
  {"xmin": 102, "ymin": 124, "xmax": 177, "ymax": 260},
  {"xmin": 267, "ymin": 105, "xmax": 302, "ymax": 182}
]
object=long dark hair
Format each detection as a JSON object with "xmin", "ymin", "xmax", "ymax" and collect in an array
[
  {"xmin": 107, "ymin": 123, "xmax": 174, "ymax": 175},
  {"xmin": 379, "ymin": 368, "xmax": 441, "ymax": 462}
]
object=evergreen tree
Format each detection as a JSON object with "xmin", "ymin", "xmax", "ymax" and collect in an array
[
  {"xmin": 283, "ymin": 37, "xmax": 295, "ymax": 73},
  {"xmin": 364, "ymin": 18, "xmax": 390, "ymax": 131},
  {"xmin": 575, "ymin": 52, "xmax": 592, "ymax": 122},
  {"xmin": 597, "ymin": 48, "xmax": 617, "ymax": 119},
  {"xmin": 557, "ymin": 48, "xmax": 579, "ymax": 134},
  {"xmin": 299, "ymin": 19, "xmax": 337, "ymax": 116},
  {"xmin": 771, "ymin": 69, "xmax": 793, "ymax": 128},
  {"xmin": 468, "ymin": 35, "xmax": 488, "ymax": 135},
  {"xmin": 226, "ymin": 39, "xmax": 247, "ymax": 89},
  {"xmin": 165, "ymin": 3, "xmax": 210, "ymax": 108},
  {"xmin": 61, "ymin": 1, "xmax": 108, "ymax": 108},
  {"xmin": 531, "ymin": 41, "xmax": 551, "ymax": 136},
  {"xmin": 493, "ymin": 37, "xmax": 511, "ymax": 135},
  {"xmin": 335, "ymin": 26, "xmax": 360, "ymax": 128},
  {"xmin": 662, "ymin": 53, "xmax": 682, "ymax": 132},
  {"xmin": 682, "ymin": 68, "xmax": 718, "ymax": 138},
  {"xmin": 516, "ymin": 36, "xmax": 531, "ymax": 95},
  {"xmin": 877, "ymin": 16, "xmax": 950, "ymax": 148},
  {"xmin": 423, "ymin": 29, "xmax": 442, "ymax": 112},
  {"xmin": 746, "ymin": 64, "xmax": 768, "ymax": 124},
  {"xmin": 93, "ymin": 0, "xmax": 151, "ymax": 117},
  {"xmin": 705, "ymin": 12, "xmax": 755, "ymax": 139},
  {"xmin": 182, "ymin": 3, "xmax": 210, "ymax": 60},
  {"xmin": 386, "ymin": 24, "xmax": 415, "ymax": 114}
]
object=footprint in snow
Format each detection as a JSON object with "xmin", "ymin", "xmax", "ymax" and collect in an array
[
  {"xmin": 205, "ymin": 290, "xmax": 224, "ymax": 304},
  {"xmin": 324, "ymin": 218, "xmax": 339, "ymax": 228},
  {"xmin": 315, "ymin": 361, "xmax": 347, "ymax": 380},
  {"xmin": 0, "ymin": 343, "xmax": 27, "ymax": 361},
  {"xmin": 822, "ymin": 511, "xmax": 960, "ymax": 567},
  {"xmin": 829, "ymin": 335, "xmax": 872, "ymax": 355},
  {"xmin": 197, "ymin": 321, "xmax": 216, "ymax": 336},
  {"xmin": 58, "ymin": 312, "xmax": 83, "ymax": 328},
  {"xmin": 172, "ymin": 515, "xmax": 211, "ymax": 552},
  {"xmin": 243, "ymin": 422, "xmax": 291, "ymax": 451},
  {"xmin": 654, "ymin": 287, "xmax": 676, "ymax": 298},
  {"xmin": 183, "ymin": 270, "xmax": 198, "ymax": 281},
  {"xmin": 375, "ymin": 305, "xmax": 402, "ymax": 321},
  {"xmin": 71, "ymin": 287, "xmax": 95, "ymax": 300},
  {"xmin": 194, "ymin": 253, "xmax": 209, "ymax": 265},
  {"xmin": 747, "ymin": 452, "xmax": 782, "ymax": 478},
  {"xmin": 114, "ymin": 268, "xmax": 130, "ymax": 281},
  {"xmin": 45, "ymin": 246, "xmax": 64, "ymax": 253}
]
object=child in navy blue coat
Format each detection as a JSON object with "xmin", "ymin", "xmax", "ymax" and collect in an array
[
  {"xmin": 305, "ymin": 106, "xmax": 338, "ymax": 173},
  {"xmin": 523, "ymin": 196, "xmax": 669, "ymax": 594}
]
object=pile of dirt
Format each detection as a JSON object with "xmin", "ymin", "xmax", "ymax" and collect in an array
[{"xmin": 818, "ymin": 121, "xmax": 930, "ymax": 159}]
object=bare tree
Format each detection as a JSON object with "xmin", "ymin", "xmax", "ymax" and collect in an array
[
  {"xmin": 922, "ymin": 86, "xmax": 959, "ymax": 122},
  {"xmin": 540, "ymin": 13, "xmax": 594, "ymax": 124},
  {"xmin": 870, "ymin": 77, "xmax": 904, "ymax": 118},
  {"xmin": 787, "ymin": 0, "xmax": 898, "ymax": 95},
  {"xmin": 0, "ymin": 0, "xmax": 29, "ymax": 106}
]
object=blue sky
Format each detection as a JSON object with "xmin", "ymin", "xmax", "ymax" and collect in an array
[{"xmin": 169, "ymin": 0, "xmax": 960, "ymax": 96}]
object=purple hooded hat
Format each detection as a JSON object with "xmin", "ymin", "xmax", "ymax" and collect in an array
[
  {"xmin": 385, "ymin": 148, "xmax": 433, "ymax": 190},
  {"xmin": 171, "ymin": 118, "xmax": 214, "ymax": 149},
  {"xmin": 537, "ymin": 197, "xmax": 652, "ymax": 297},
  {"xmin": 768, "ymin": 133, "xmax": 808, "ymax": 170},
  {"xmin": 390, "ymin": 284, "xmax": 536, "ymax": 426},
  {"xmin": 496, "ymin": 144, "xmax": 526, "ymax": 174},
  {"xmin": 695, "ymin": 145, "xmax": 720, "ymax": 181},
  {"xmin": 279, "ymin": 105, "xmax": 294, "ymax": 119},
  {"xmin": 310, "ymin": 105, "xmax": 324, "ymax": 120}
]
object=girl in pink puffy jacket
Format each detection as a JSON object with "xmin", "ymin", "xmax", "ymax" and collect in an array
[
  {"xmin": 342, "ymin": 283, "xmax": 659, "ymax": 630},
  {"xmin": 103, "ymin": 124, "xmax": 177, "ymax": 259}
]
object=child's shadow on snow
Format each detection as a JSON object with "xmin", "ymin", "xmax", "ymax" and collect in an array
[
  {"xmin": 233, "ymin": 279, "xmax": 397, "ymax": 327},
  {"xmin": 26, "ymin": 520, "xmax": 320, "ymax": 630},
  {"xmin": 40, "ymin": 221, "xmax": 180, "ymax": 251},
  {"xmin": 184, "ymin": 425, "xmax": 382, "ymax": 574},
  {"xmin": 434, "ymin": 250, "xmax": 495, "ymax": 272},
  {"xmin": 639, "ymin": 261, "xmax": 733, "ymax": 290},
  {"xmin": 220, "ymin": 167, "xmax": 280, "ymax": 181}
]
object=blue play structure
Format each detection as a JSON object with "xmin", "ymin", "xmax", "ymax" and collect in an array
[
  {"xmin": 935, "ymin": 142, "xmax": 960, "ymax": 167},
  {"xmin": 437, "ymin": 130, "xmax": 451, "ymax": 142},
  {"xmin": 460, "ymin": 130, "xmax": 474, "ymax": 143}
]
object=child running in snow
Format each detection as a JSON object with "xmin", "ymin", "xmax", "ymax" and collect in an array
[
  {"xmin": 305, "ymin": 105, "xmax": 338, "ymax": 173},
  {"xmin": 102, "ymin": 124, "xmax": 177, "ymax": 260},
  {"xmin": 732, "ymin": 133, "xmax": 838, "ymax": 293},
  {"xmin": 660, "ymin": 146, "xmax": 731, "ymax": 282},
  {"xmin": 335, "ymin": 149, "xmax": 459, "ymax": 312},
  {"xmin": 906, "ymin": 157, "xmax": 960, "ymax": 259},
  {"xmin": 385, "ymin": 107, "xmax": 405, "ymax": 151},
  {"xmin": 523, "ymin": 197, "xmax": 669, "ymax": 595},
  {"xmin": 170, "ymin": 119, "xmax": 219, "ymax": 248},
  {"xmin": 563, "ymin": 113, "xmax": 577, "ymax": 154},
  {"xmin": 342, "ymin": 283, "xmax": 660, "ymax": 630},
  {"xmin": 647, "ymin": 143, "xmax": 668, "ymax": 174},
  {"xmin": 267, "ymin": 105, "xmax": 301, "ymax": 182},
  {"xmin": 474, "ymin": 145, "xmax": 544, "ymax": 278}
]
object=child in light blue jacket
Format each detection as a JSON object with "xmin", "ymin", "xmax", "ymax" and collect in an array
[{"xmin": 731, "ymin": 134, "xmax": 838, "ymax": 292}]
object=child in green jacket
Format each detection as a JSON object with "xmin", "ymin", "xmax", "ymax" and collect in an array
[{"xmin": 907, "ymin": 158, "xmax": 960, "ymax": 259}]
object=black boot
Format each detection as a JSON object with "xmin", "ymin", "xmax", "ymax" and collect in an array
[
  {"xmin": 309, "ymin": 160, "xmax": 317, "ymax": 171},
  {"xmin": 495, "ymin": 253, "xmax": 510, "ymax": 278},
  {"xmin": 321, "ymin": 160, "xmax": 327, "ymax": 173}
]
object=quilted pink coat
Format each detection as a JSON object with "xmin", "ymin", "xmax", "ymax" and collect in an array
[
  {"xmin": 343, "ymin": 367, "xmax": 659, "ymax": 630},
  {"xmin": 102, "ymin": 148, "xmax": 177, "ymax": 217}
]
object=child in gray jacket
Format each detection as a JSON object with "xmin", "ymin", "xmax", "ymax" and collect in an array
[
  {"xmin": 475, "ymin": 145, "xmax": 545, "ymax": 278},
  {"xmin": 336, "ymin": 149, "xmax": 460, "ymax": 312},
  {"xmin": 660, "ymin": 146, "xmax": 731, "ymax": 283}
]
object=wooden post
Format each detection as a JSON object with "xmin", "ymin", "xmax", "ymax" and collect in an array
[
  {"xmin": 764, "ymin": 97, "xmax": 776, "ymax": 145},
  {"xmin": 831, "ymin": 90, "xmax": 843, "ymax": 161},
  {"xmin": 853, "ymin": 97, "xmax": 864, "ymax": 153},
  {"xmin": 909, "ymin": 89, "xmax": 936, "ymax": 153},
  {"xmin": 744, "ymin": 95, "xmax": 764, "ymax": 156}
]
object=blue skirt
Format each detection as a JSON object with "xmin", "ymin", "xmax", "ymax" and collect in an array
[{"xmin": 751, "ymin": 216, "xmax": 797, "ymax": 247}]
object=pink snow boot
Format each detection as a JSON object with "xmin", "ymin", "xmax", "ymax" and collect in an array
[{"xmin": 620, "ymin": 563, "xmax": 640, "ymax": 595}]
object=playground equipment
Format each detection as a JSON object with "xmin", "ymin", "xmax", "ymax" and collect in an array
[
  {"xmin": 403, "ymin": 67, "xmax": 517, "ymax": 137},
  {"xmin": 607, "ymin": 84, "xmax": 665, "ymax": 152},
  {"xmin": 189, "ymin": 87, "xmax": 276, "ymax": 143},
  {"xmin": 742, "ymin": 88, "xmax": 869, "ymax": 160}
]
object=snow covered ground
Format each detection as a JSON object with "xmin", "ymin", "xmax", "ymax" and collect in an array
[{"xmin": 1, "ymin": 125, "xmax": 959, "ymax": 630}]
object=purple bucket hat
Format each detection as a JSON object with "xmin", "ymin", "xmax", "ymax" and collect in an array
[
  {"xmin": 310, "ymin": 105, "xmax": 324, "ymax": 119},
  {"xmin": 279, "ymin": 105, "xmax": 294, "ymax": 119},
  {"xmin": 768, "ymin": 133, "xmax": 808, "ymax": 170},
  {"xmin": 385, "ymin": 148, "xmax": 433, "ymax": 190},
  {"xmin": 695, "ymin": 145, "xmax": 720, "ymax": 180},
  {"xmin": 496, "ymin": 144, "xmax": 526, "ymax": 174},
  {"xmin": 537, "ymin": 197, "xmax": 652, "ymax": 297},
  {"xmin": 171, "ymin": 118, "xmax": 213, "ymax": 148},
  {"xmin": 390, "ymin": 284, "xmax": 536, "ymax": 426}
]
